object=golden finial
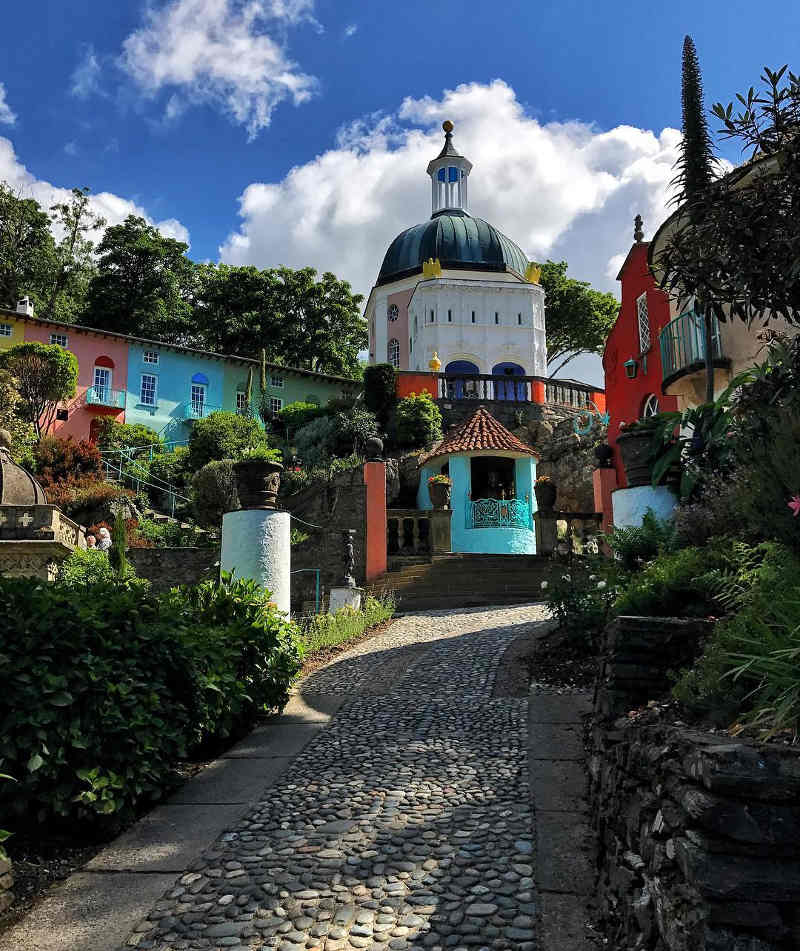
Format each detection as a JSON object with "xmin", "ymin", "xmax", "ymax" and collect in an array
[
  {"xmin": 525, "ymin": 262, "xmax": 542, "ymax": 284},
  {"xmin": 442, "ymin": 120, "xmax": 454, "ymax": 133},
  {"xmin": 422, "ymin": 258, "xmax": 442, "ymax": 278},
  {"xmin": 428, "ymin": 352, "xmax": 442, "ymax": 372}
]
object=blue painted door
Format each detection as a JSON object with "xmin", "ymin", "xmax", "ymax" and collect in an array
[
  {"xmin": 492, "ymin": 362, "xmax": 526, "ymax": 401},
  {"xmin": 445, "ymin": 360, "xmax": 479, "ymax": 400}
]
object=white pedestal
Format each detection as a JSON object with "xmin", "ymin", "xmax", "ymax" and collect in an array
[
  {"xmin": 220, "ymin": 509, "xmax": 290, "ymax": 614},
  {"xmin": 611, "ymin": 484, "xmax": 677, "ymax": 529},
  {"xmin": 328, "ymin": 586, "xmax": 363, "ymax": 614}
]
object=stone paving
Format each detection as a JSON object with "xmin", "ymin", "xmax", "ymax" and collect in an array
[{"xmin": 123, "ymin": 604, "xmax": 551, "ymax": 951}]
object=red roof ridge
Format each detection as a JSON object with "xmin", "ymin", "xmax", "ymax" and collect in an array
[{"xmin": 421, "ymin": 407, "xmax": 539, "ymax": 463}]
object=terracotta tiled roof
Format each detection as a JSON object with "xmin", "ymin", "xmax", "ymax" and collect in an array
[{"xmin": 421, "ymin": 407, "xmax": 539, "ymax": 463}]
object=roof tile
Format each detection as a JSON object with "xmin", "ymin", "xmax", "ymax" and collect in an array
[{"xmin": 422, "ymin": 407, "xmax": 539, "ymax": 463}]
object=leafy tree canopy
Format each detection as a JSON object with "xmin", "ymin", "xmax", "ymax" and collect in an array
[
  {"xmin": 537, "ymin": 260, "xmax": 619, "ymax": 377},
  {"xmin": 0, "ymin": 184, "xmax": 55, "ymax": 313},
  {"xmin": 0, "ymin": 342, "xmax": 78, "ymax": 438},
  {"xmin": 186, "ymin": 410, "xmax": 270, "ymax": 472}
]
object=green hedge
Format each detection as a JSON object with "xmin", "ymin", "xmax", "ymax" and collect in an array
[
  {"xmin": 0, "ymin": 573, "xmax": 301, "ymax": 827},
  {"xmin": 298, "ymin": 596, "xmax": 394, "ymax": 655}
]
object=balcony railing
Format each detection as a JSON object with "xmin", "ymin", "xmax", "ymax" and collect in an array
[
  {"xmin": 387, "ymin": 509, "xmax": 431, "ymax": 556},
  {"xmin": 659, "ymin": 309, "xmax": 724, "ymax": 381},
  {"xmin": 85, "ymin": 385, "xmax": 126, "ymax": 409},
  {"xmin": 466, "ymin": 497, "xmax": 532, "ymax": 530},
  {"xmin": 182, "ymin": 401, "xmax": 222, "ymax": 420},
  {"xmin": 433, "ymin": 373, "xmax": 596, "ymax": 407}
]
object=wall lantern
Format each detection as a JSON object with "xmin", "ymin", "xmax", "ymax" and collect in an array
[{"xmin": 623, "ymin": 359, "xmax": 638, "ymax": 380}]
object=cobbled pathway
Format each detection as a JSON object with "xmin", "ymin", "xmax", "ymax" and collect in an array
[{"xmin": 125, "ymin": 604, "xmax": 550, "ymax": 951}]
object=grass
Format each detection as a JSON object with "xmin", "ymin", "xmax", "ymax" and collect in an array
[{"xmin": 297, "ymin": 595, "xmax": 395, "ymax": 656}]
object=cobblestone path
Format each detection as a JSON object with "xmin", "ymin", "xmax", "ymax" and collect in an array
[{"xmin": 126, "ymin": 604, "xmax": 550, "ymax": 951}]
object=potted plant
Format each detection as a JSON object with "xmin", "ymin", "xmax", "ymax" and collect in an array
[
  {"xmin": 593, "ymin": 441, "xmax": 614, "ymax": 469},
  {"xmin": 534, "ymin": 475, "xmax": 557, "ymax": 511},
  {"xmin": 233, "ymin": 445, "xmax": 284, "ymax": 509},
  {"xmin": 616, "ymin": 417, "xmax": 660, "ymax": 487},
  {"xmin": 427, "ymin": 474, "xmax": 452, "ymax": 509}
]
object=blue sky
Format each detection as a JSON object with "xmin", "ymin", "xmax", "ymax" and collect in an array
[{"xmin": 2, "ymin": 0, "xmax": 799, "ymax": 383}]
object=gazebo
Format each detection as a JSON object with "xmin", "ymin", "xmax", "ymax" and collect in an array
[{"xmin": 417, "ymin": 408, "xmax": 539, "ymax": 554}]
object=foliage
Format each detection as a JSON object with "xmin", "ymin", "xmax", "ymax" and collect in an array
[
  {"xmin": 0, "ymin": 572, "xmax": 300, "ymax": 827},
  {"xmin": 239, "ymin": 444, "xmax": 282, "ymax": 462},
  {"xmin": 363, "ymin": 363, "xmax": 396, "ymax": 426},
  {"xmin": 129, "ymin": 517, "xmax": 215, "ymax": 549},
  {"xmin": 279, "ymin": 452, "xmax": 363, "ymax": 498},
  {"xmin": 186, "ymin": 411, "xmax": 270, "ymax": 472},
  {"xmin": 297, "ymin": 596, "xmax": 394, "ymax": 655},
  {"xmin": 193, "ymin": 263, "xmax": 366, "ymax": 378},
  {"xmin": 34, "ymin": 434, "xmax": 103, "ymax": 486},
  {"xmin": 0, "ymin": 342, "xmax": 78, "ymax": 438},
  {"xmin": 606, "ymin": 509, "xmax": 678, "ymax": 571},
  {"xmin": 81, "ymin": 216, "xmax": 195, "ymax": 340},
  {"xmin": 191, "ymin": 460, "xmax": 239, "ymax": 527},
  {"xmin": 542, "ymin": 561, "xmax": 619, "ymax": 647},
  {"xmin": 94, "ymin": 419, "xmax": 163, "ymax": 457},
  {"xmin": 59, "ymin": 548, "xmax": 136, "ymax": 587},
  {"xmin": 108, "ymin": 510, "xmax": 128, "ymax": 577},
  {"xmin": 148, "ymin": 446, "xmax": 189, "ymax": 490},
  {"xmin": 277, "ymin": 401, "xmax": 328, "ymax": 435},
  {"xmin": 536, "ymin": 260, "xmax": 620, "ymax": 376},
  {"xmin": 45, "ymin": 481, "xmax": 136, "ymax": 520},
  {"xmin": 332, "ymin": 406, "xmax": 379, "ymax": 455},
  {"xmin": 427, "ymin": 474, "xmax": 452, "ymax": 486},
  {"xmin": 0, "ymin": 183, "xmax": 55, "ymax": 315},
  {"xmin": 292, "ymin": 408, "xmax": 378, "ymax": 467},
  {"xmin": 0, "ymin": 368, "xmax": 36, "ymax": 466},
  {"xmin": 395, "ymin": 392, "xmax": 443, "ymax": 448}
]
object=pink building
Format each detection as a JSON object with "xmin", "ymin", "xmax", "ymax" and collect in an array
[{"xmin": 22, "ymin": 319, "xmax": 129, "ymax": 442}]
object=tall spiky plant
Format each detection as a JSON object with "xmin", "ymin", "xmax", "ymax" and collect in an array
[
  {"xmin": 674, "ymin": 35, "xmax": 718, "ymax": 404},
  {"xmin": 245, "ymin": 366, "xmax": 253, "ymax": 417}
]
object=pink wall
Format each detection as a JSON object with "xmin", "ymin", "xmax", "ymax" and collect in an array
[
  {"xmin": 364, "ymin": 461, "xmax": 387, "ymax": 581},
  {"xmin": 388, "ymin": 288, "xmax": 414, "ymax": 369},
  {"xmin": 24, "ymin": 322, "xmax": 129, "ymax": 441}
]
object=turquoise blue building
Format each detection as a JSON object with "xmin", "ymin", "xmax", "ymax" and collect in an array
[{"xmin": 417, "ymin": 407, "xmax": 539, "ymax": 554}]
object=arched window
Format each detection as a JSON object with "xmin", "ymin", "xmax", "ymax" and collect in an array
[
  {"xmin": 388, "ymin": 338, "xmax": 400, "ymax": 368},
  {"xmin": 437, "ymin": 168, "xmax": 446, "ymax": 182},
  {"xmin": 387, "ymin": 304, "xmax": 399, "ymax": 322},
  {"xmin": 93, "ymin": 356, "xmax": 114, "ymax": 401},
  {"xmin": 641, "ymin": 394, "xmax": 660, "ymax": 418}
]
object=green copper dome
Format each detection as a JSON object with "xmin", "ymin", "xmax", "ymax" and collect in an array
[{"xmin": 377, "ymin": 211, "xmax": 529, "ymax": 286}]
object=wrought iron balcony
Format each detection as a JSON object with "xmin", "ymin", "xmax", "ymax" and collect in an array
[
  {"xmin": 659, "ymin": 309, "xmax": 725, "ymax": 383},
  {"xmin": 85, "ymin": 385, "xmax": 126, "ymax": 410},
  {"xmin": 466, "ymin": 497, "xmax": 532, "ymax": 530},
  {"xmin": 182, "ymin": 401, "xmax": 222, "ymax": 421}
]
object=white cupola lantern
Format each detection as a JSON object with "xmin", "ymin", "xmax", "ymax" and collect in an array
[{"xmin": 427, "ymin": 120, "xmax": 472, "ymax": 216}]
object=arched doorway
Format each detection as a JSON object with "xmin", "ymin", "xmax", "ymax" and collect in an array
[
  {"xmin": 492, "ymin": 362, "xmax": 526, "ymax": 401},
  {"xmin": 445, "ymin": 360, "xmax": 480, "ymax": 400}
]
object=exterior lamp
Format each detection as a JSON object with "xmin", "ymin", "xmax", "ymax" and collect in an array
[{"xmin": 623, "ymin": 359, "xmax": 638, "ymax": 380}]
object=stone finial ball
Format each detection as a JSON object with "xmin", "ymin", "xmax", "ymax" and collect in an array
[
  {"xmin": 0, "ymin": 429, "xmax": 11, "ymax": 450},
  {"xmin": 442, "ymin": 120, "xmax": 454, "ymax": 133}
]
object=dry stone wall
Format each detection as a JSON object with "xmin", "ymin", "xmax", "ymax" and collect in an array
[
  {"xmin": 0, "ymin": 854, "xmax": 12, "ymax": 914},
  {"xmin": 126, "ymin": 547, "xmax": 219, "ymax": 590}
]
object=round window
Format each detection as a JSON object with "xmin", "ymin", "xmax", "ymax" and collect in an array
[{"xmin": 387, "ymin": 304, "xmax": 399, "ymax": 322}]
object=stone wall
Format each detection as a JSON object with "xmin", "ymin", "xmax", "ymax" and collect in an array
[
  {"xmin": 591, "ymin": 616, "xmax": 800, "ymax": 950},
  {"xmin": 126, "ymin": 547, "xmax": 219, "ymax": 590},
  {"xmin": 0, "ymin": 854, "xmax": 12, "ymax": 914}
]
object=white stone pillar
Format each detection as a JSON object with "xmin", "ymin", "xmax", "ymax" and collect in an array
[{"xmin": 220, "ymin": 509, "xmax": 291, "ymax": 614}]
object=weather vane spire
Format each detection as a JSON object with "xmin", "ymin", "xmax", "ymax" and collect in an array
[{"xmin": 634, "ymin": 214, "xmax": 644, "ymax": 242}]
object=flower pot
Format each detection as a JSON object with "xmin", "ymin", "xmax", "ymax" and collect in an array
[
  {"xmin": 616, "ymin": 429, "xmax": 655, "ymax": 487},
  {"xmin": 534, "ymin": 481, "xmax": 557, "ymax": 511},
  {"xmin": 233, "ymin": 459, "xmax": 283, "ymax": 510},
  {"xmin": 594, "ymin": 442, "xmax": 614, "ymax": 469},
  {"xmin": 429, "ymin": 482, "xmax": 451, "ymax": 510}
]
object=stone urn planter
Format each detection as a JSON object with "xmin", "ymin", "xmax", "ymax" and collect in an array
[
  {"xmin": 233, "ymin": 458, "xmax": 283, "ymax": 510},
  {"xmin": 428, "ymin": 480, "xmax": 452, "ymax": 510},
  {"xmin": 616, "ymin": 428, "xmax": 655, "ymax": 487},
  {"xmin": 534, "ymin": 479, "xmax": 557, "ymax": 511},
  {"xmin": 594, "ymin": 442, "xmax": 614, "ymax": 469}
]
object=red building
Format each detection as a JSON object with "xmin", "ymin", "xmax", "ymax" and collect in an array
[{"xmin": 602, "ymin": 217, "xmax": 678, "ymax": 487}]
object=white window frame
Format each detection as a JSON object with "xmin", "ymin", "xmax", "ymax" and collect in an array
[
  {"xmin": 641, "ymin": 394, "xmax": 660, "ymax": 418},
  {"xmin": 269, "ymin": 397, "xmax": 283, "ymax": 414},
  {"xmin": 50, "ymin": 333, "xmax": 68, "ymax": 348},
  {"xmin": 140, "ymin": 373, "xmax": 158, "ymax": 407},
  {"xmin": 93, "ymin": 366, "xmax": 112, "ymax": 398},
  {"xmin": 143, "ymin": 350, "xmax": 160, "ymax": 365},
  {"xmin": 269, "ymin": 374, "xmax": 284, "ymax": 388},
  {"xmin": 0, "ymin": 323, "xmax": 12, "ymax": 337},
  {"xmin": 236, "ymin": 390, "xmax": 248, "ymax": 412},
  {"xmin": 388, "ymin": 338, "xmax": 400, "ymax": 368},
  {"xmin": 387, "ymin": 303, "xmax": 399, "ymax": 322},
  {"xmin": 637, "ymin": 292, "xmax": 651, "ymax": 354},
  {"xmin": 190, "ymin": 383, "xmax": 207, "ymax": 415}
]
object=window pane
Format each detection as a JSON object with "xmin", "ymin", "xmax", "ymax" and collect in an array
[
  {"xmin": 448, "ymin": 166, "xmax": 459, "ymax": 182},
  {"xmin": 140, "ymin": 374, "xmax": 157, "ymax": 406}
]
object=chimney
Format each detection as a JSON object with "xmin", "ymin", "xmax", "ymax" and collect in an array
[{"xmin": 16, "ymin": 297, "xmax": 34, "ymax": 317}]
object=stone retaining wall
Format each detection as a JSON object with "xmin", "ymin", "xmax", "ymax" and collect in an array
[
  {"xmin": 126, "ymin": 547, "xmax": 219, "ymax": 590},
  {"xmin": 591, "ymin": 616, "xmax": 800, "ymax": 950},
  {"xmin": 0, "ymin": 854, "xmax": 12, "ymax": 914}
]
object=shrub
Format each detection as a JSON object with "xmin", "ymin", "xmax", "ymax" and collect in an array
[
  {"xmin": 614, "ymin": 547, "xmax": 718, "ymax": 618},
  {"xmin": 277, "ymin": 401, "xmax": 328, "ymax": 434},
  {"xmin": 542, "ymin": 561, "xmax": 619, "ymax": 647},
  {"xmin": 59, "ymin": 548, "xmax": 137, "ymax": 586},
  {"xmin": 93, "ymin": 420, "xmax": 163, "ymax": 457},
  {"xmin": 298, "ymin": 595, "xmax": 394, "ymax": 654},
  {"xmin": 396, "ymin": 392, "xmax": 442, "ymax": 448},
  {"xmin": 130, "ymin": 518, "xmax": 215, "ymax": 549},
  {"xmin": 34, "ymin": 435, "xmax": 103, "ymax": 487},
  {"xmin": 332, "ymin": 407, "xmax": 379, "ymax": 455},
  {"xmin": 0, "ymin": 572, "xmax": 301, "ymax": 827},
  {"xmin": 607, "ymin": 509, "xmax": 678, "ymax": 571},
  {"xmin": 0, "ymin": 368, "xmax": 36, "ymax": 467},
  {"xmin": 294, "ymin": 415, "xmax": 339, "ymax": 468},
  {"xmin": 46, "ymin": 480, "xmax": 137, "ymax": 521},
  {"xmin": 363, "ymin": 364, "xmax": 396, "ymax": 426},
  {"xmin": 186, "ymin": 411, "xmax": 269, "ymax": 472},
  {"xmin": 191, "ymin": 460, "xmax": 239, "ymax": 527}
]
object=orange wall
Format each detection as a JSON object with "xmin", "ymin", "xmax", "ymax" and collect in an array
[
  {"xmin": 396, "ymin": 372, "xmax": 437, "ymax": 399},
  {"xmin": 364, "ymin": 461, "xmax": 387, "ymax": 581}
]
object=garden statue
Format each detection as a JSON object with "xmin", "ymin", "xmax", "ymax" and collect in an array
[{"xmin": 342, "ymin": 529, "xmax": 356, "ymax": 588}]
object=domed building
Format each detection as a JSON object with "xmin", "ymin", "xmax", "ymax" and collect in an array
[{"xmin": 366, "ymin": 121, "xmax": 547, "ymax": 384}]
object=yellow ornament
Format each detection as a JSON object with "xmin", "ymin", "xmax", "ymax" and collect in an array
[
  {"xmin": 422, "ymin": 258, "xmax": 442, "ymax": 279},
  {"xmin": 428, "ymin": 351, "xmax": 442, "ymax": 372},
  {"xmin": 525, "ymin": 262, "xmax": 542, "ymax": 284}
]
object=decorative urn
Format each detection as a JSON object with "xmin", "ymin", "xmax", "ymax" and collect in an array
[
  {"xmin": 594, "ymin": 442, "xmax": 614, "ymax": 469},
  {"xmin": 428, "ymin": 478, "xmax": 452, "ymax": 510},
  {"xmin": 534, "ymin": 478, "xmax": 557, "ymax": 511},
  {"xmin": 616, "ymin": 426, "xmax": 656, "ymax": 487},
  {"xmin": 233, "ymin": 457, "xmax": 283, "ymax": 510}
]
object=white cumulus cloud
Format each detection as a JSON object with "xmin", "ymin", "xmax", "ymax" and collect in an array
[
  {"xmin": 70, "ymin": 46, "xmax": 103, "ymax": 99},
  {"xmin": 0, "ymin": 84, "xmax": 17, "ymax": 125},
  {"xmin": 219, "ymin": 80, "xmax": 681, "ymax": 302},
  {"xmin": 0, "ymin": 135, "xmax": 190, "ymax": 247},
  {"xmin": 120, "ymin": 0, "xmax": 319, "ymax": 140}
]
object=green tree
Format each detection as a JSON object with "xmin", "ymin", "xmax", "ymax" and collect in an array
[
  {"xmin": 186, "ymin": 410, "xmax": 269, "ymax": 472},
  {"xmin": 0, "ymin": 342, "xmax": 78, "ymax": 438},
  {"xmin": 93, "ymin": 419, "xmax": 163, "ymax": 457},
  {"xmin": 0, "ymin": 368, "xmax": 36, "ymax": 464},
  {"xmin": 537, "ymin": 260, "xmax": 620, "ymax": 376},
  {"xmin": 81, "ymin": 216, "xmax": 195, "ymax": 339},
  {"xmin": 396, "ymin": 393, "xmax": 443, "ymax": 448},
  {"xmin": 42, "ymin": 188, "xmax": 105, "ymax": 323},
  {"xmin": 0, "ymin": 184, "xmax": 54, "ymax": 311}
]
